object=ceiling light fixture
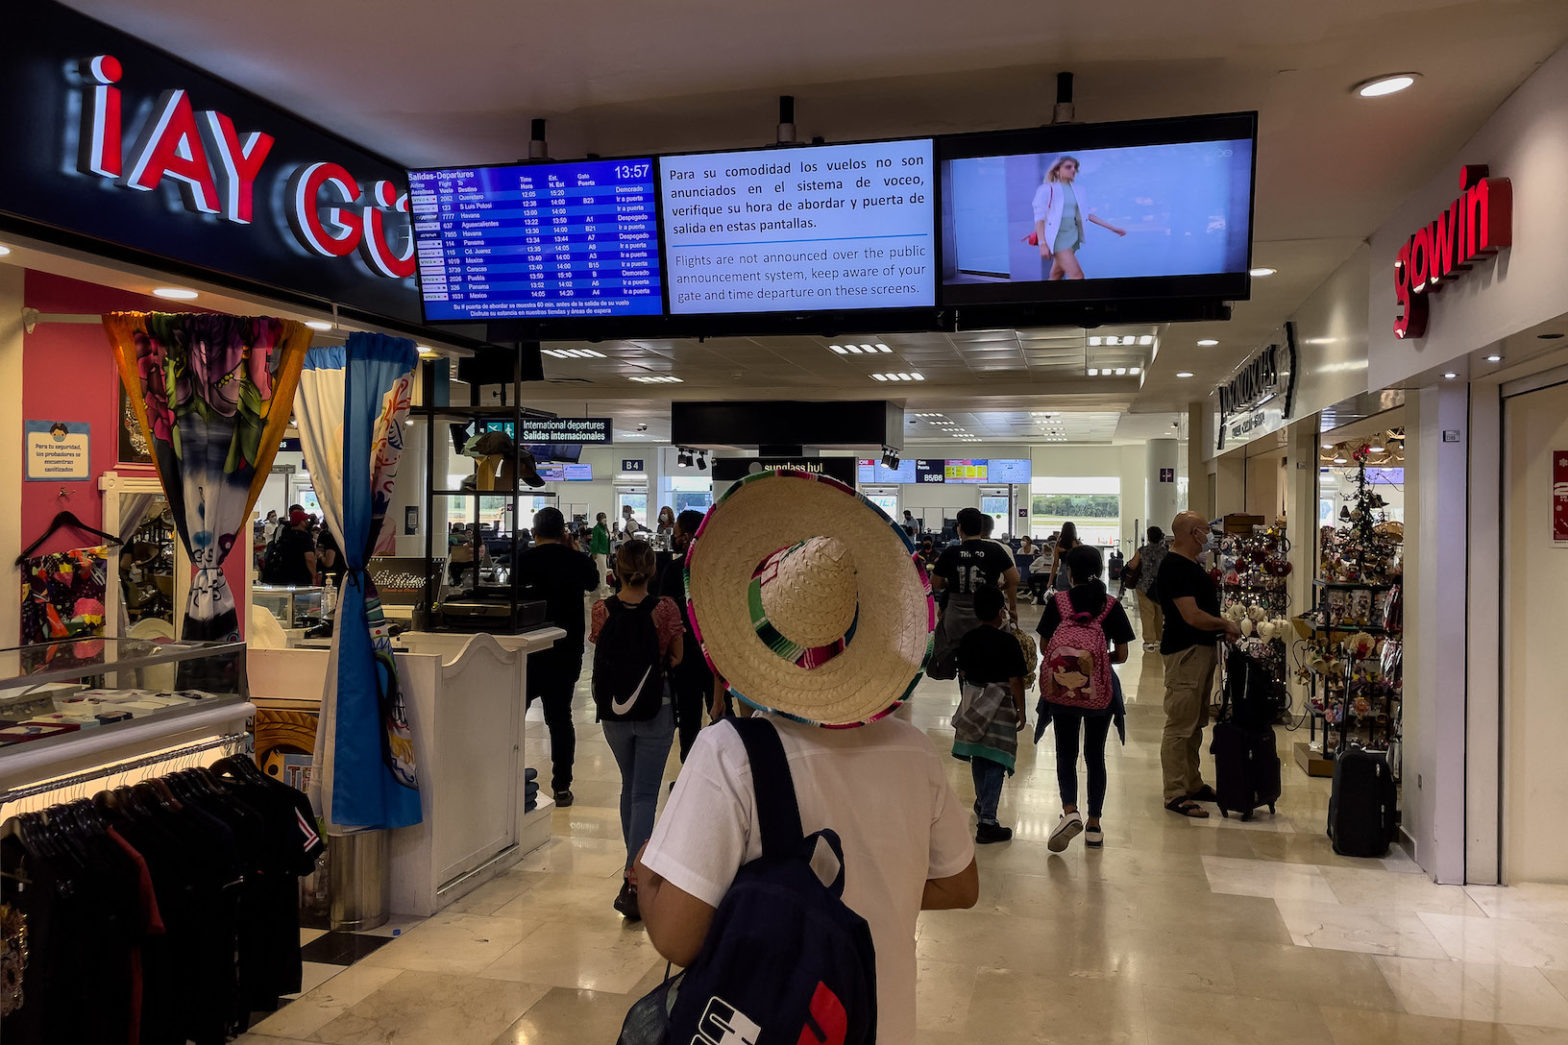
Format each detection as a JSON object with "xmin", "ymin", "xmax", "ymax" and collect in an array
[
  {"xmin": 1442, "ymin": 371, "xmax": 1458, "ymax": 380},
  {"xmin": 1249, "ymin": 267, "xmax": 1277, "ymax": 278},
  {"xmin": 1486, "ymin": 353, "xmax": 1503, "ymax": 363},
  {"xmin": 830, "ymin": 345, "xmax": 848, "ymax": 354},
  {"xmin": 1334, "ymin": 455, "xmax": 1349, "ymax": 464},
  {"xmin": 630, "ymin": 375, "xmax": 682, "ymax": 383},
  {"xmin": 152, "ymin": 287, "xmax": 199, "ymax": 300},
  {"xmin": 1129, "ymin": 367, "xmax": 1141, "ymax": 375},
  {"xmin": 1138, "ymin": 335, "xmax": 1154, "ymax": 346},
  {"xmin": 1197, "ymin": 339, "xmax": 1219, "ymax": 347},
  {"xmin": 1176, "ymin": 371, "xmax": 1195, "ymax": 379},
  {"xmin": 1087, "ymin": 336, "xmax": 1102, "ymax": 347},
  {"xmin": 1354, "ymin": 73, "xmax": 1420, "ymax": 98},
  {"xmin": 1087, "ymin": 368, "xmax": 1099, "ymax": 376},
  {"xmin": 871, "ymin": 373, "xmax": 888, "ymax": 381},
  {"xmin": 875, "ymin": 343, "xmax": 891, "ymax": 353},
  {"xmin": 416, "ymin": 345, "xmax": 438, "ymax": 357},
  {"xmin": 0, "ymin": 245, "xmax": 11, "ymax": 257},
  {"xmin": 305, "ymin": 320, "xmax": 333, "ymax": 332},
  {"xmin": 847, "ymin": 345, "xmax": 864, "ymax": 354},
  {"xmin": 1114, "ymin": 367, "xmax": 1127, "ymax": 376}
]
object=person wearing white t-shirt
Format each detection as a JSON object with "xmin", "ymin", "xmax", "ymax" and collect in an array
[{"xmin": 633, "ymin": 470, "xmax": 978, "ymax": 1044}]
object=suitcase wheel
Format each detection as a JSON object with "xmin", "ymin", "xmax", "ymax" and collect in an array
[{"xmin": 1240, "ymin": 810, "xmax": 1254, "ymax": 823}]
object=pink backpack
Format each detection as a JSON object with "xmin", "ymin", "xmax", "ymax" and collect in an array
[{"xmin": 1042, "ymin": 590, "xmax": 1115, "ymax": 710}]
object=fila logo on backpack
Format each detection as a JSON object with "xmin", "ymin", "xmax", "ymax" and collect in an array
[
  {"xmin": 689, "ymin": 982, "xmax": 849, "ymax": 1045},
  {"xmin": 1042, "ymin": 591, "xmax": 1115, "ymax": 710}
]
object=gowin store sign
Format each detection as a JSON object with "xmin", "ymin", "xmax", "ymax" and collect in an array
[
  {"xmin": 1393, "ymin": 165, "xmax": 1512, "ymax": 340},
  {"xmin": 0, "ymin": 1, "xmax": 421, "ymax": 325}
]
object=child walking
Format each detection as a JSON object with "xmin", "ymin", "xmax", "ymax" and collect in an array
[{"xmin": 951, "ymin": 584, "xmax": 1030, "ymax": 843}]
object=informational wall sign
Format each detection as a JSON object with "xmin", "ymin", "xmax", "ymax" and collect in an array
[
  {"xmin": 620, "ymin": 459, "xmax": 645, "ymax": 473},
  {"xmin": 1394, "ymin": 165, "xmax": 1513, "ymax": 340},
  {"xmin": 25, "ymin": 420, "xmax": 90, "ymax": 481},
  {"xmin": 518, "ymin": 416, "xmax": 612, "ymax": 444},
  {"xmin": 1554, "ymin": 451, "xmax": 1568, "ymax": 545},
  {"xmin": 404, "ymin": 506, "xmax": 419, "ymax": 536},
  {"xmin": 1159, "ymin": 467, "xmax": 1175, "ymax": 483}
]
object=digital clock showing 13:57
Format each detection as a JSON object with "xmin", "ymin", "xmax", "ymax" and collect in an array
[{"xmin": 614, "ymin": 163, "xmax": 651, "ymax": 180}]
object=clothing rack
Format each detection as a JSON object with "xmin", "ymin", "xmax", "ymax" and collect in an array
[{"xmin": 0, "ymin": 731, "xmax": 247, "ymax": 807}]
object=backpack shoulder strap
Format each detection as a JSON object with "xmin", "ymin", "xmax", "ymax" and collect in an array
[
  {"xmin": 730, "ymin": 717, "xmax": 804, "ymax": 860},
  {"xmin": 1093, "ymin": 592, "xmax": 1117, "ymax": 625},
  {"xmin": 1053, "ymin": 589, "xmax": 1073, "ymax": 618}
]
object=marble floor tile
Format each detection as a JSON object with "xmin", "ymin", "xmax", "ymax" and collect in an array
[
  {"xmin": 1225, "ymin": 941, "xmax": 1404, "ymax": 1011},
  {"xmin": 1467, "ymin": 884, "xmax": 1568, "ymax": 922},
  {"xmin": 1137, "ymin": 984, "xmax": 1332, "ymax": 1045},
  {"xmin": 249, "ymin": 964, "xmax": 405, "ymax": 1039},
  {"xmin": 1375, "ymin": 956, "xmax": 1568, "ymax": 1029},
  {"xmin": 491, "ymin": 985, "xmax": 653, "ymax": 1044},
  {"xmin": 443, "ymin": 869, "xmax": 552, "ymax": 916},
  {"xmin": 514, "ymin": 835, "xmax": 628, "ymax": 879},
  {"xmin": 1319, "ymin": 1005, "xmax": 1527, "ymax": 1044},
  {"xmin": 233, "ymin": 1036, "xmax": 321, "ymax": 1045},
  {"xmin": 312, "ymin": 970, "xmax": 549, "ymax": 1045},
  {"xmin": 1274, "ymin": 899, "xmax": 1451, "ymax": 958},
  {"xmin": 300, "ymin": 927, "xmax": 328, "ymax": 946},
  {"xmin": 480, "ymin": 918, "xmax": 665, "ymax": 993},
  {"xmin": 1419, "ymin": 913, "xmax": 1568, "ymax": 970},
  {"xmin": 1323, "ymin": 866, "xmax": 1489, "ymax": 915},
  {"xmin": 915, "ymin": 959, "xmax": 980, "ymax": 1031},
  {"xmin": 964, "ymin": 967, "xmax": 1148, "ymax": 1044},
  {"xmin": 359, "ymin": 912, "xmax": 534, "ymax": 975},
  {"xmin": 1202, "ymin": 854, "xmax": 1342, "ymax": 904},
  {"xmin": 290, "ymin": 960, "xmax": 346, "ymax": 999}
]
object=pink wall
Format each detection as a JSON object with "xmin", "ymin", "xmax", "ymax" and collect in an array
[{"xmin": 20, "ymin": 271, "xmax": 246, "ymax": 636}]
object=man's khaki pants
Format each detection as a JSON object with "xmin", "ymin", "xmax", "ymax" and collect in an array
[
  {"xmin": 1136, "ymin": 591, "xmax": 1164, "ymax": 647},
  {"xmin": 1161, "ymin": 644, "xmax": 1217, "ymax": 803}
]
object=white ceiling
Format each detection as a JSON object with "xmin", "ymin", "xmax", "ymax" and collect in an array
[{"xmin": 56, "ymin": 0, "xmax": 1568, "ymax": 440}]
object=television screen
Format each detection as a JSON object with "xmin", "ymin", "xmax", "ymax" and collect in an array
[
  {"xmin": 563, "ymin": 463, "xmax": 593, "ymax": 481},
  {"xmin": 915, "ymin": 459, "xmax": 947, "ymax": 485},
  {"xmin": 938, "ymin": 113, "xmax": 1256, "ymax": 308},
  {"xmin": 856, "ymin": 458, "xmax": 917, "ymax": 484},
  {"xmin": 408, "ymin": 158, "xmax": 662, "ymax": 321},
  {"xmin": 659, "ymin": 138, "xmax": 935, "ymax": 315},
  {"xmin": 988, "ymin": 458, "xmax": 1032, "ymax": 483}
]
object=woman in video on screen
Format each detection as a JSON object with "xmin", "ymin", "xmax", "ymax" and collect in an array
[{"xmin": 1030, "ymin": 155, "xmax": 1126, "ymax": 280}]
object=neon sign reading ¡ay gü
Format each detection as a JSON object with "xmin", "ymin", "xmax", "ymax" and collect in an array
[
  {"xmin": 1393, "ymin": 165, "xmax": 1512, "ymax": 340},
  {"xmin": 74, "ymin": 54, "xmax": 414, "ymax": 279}
]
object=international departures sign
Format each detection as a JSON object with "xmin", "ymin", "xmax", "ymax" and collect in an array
[{"xmin": 0, "ymin": 1, "xmax": 422, "ymax": 326}]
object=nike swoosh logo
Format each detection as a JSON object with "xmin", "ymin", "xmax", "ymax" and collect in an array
[{"xmin": 610, "ymin": 665, "xmax": 653, "ymax": 715}]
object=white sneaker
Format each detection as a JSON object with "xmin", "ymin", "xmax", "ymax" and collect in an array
[
  {"xmin": 1084, "ymin": 824, "xmax": 1104, "ymax": 848},
  {"xmin": 1048, "ymin": 811, "xmax": 1084, "ymax": 853}
]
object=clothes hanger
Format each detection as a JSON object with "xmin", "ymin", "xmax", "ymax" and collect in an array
[{"xmin": 16, "ymin": 510, "xmax": 124, "ymax": 565}]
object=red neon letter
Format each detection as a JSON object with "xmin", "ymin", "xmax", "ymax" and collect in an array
[
  {"xmin": 1468, "ymin": 177, "xmax": 1513, "ymax": 256},
  {"xmin": 1427, "ymin": 208, "xmax": 1454, "ymax": 290},
  {"xmin": 78, "ymin": 54, "xmax": 122, "ymax": 179},
  {"xmin": 287, "ymin": 162, "xmax": 362, "ymax": 257},
  {"xmin": 122, "ymin": 89, "xmax": 219, "ymax": 214},
  {"xmin": 359, "ymin": 180, "xmax": 416, "ymax": 278},
  {"xmin": 1393, "ymin": 241, "xmax": 1428, "ymax": 340},
  {"xmin": 198, "ymin": 111, "xmax": 274, "ymax": 225}
]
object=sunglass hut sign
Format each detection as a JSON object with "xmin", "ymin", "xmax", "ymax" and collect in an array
[{"xmin": 71, "ymin": 54, "xmax": 413, "ymax": 278}]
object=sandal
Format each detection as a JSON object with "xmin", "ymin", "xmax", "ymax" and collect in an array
[
  {"xmin": 1165, "ymin": 798, "xmax": 1210, "ymax": 818},
  {"xmin": 1187, "ymin": 785, "xmax": 1219, "ymax": 804}
]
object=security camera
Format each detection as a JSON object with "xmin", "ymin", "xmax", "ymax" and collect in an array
[{"xmin": 636, "ymin": 423, "xmax": 648, "ymax": 432}]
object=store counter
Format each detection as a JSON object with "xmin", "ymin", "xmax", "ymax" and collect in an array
[{"xmin": 248, "ymin": 626, "xmax": 564, "ymax": 916}]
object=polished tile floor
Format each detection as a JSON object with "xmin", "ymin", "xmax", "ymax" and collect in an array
[{"xmin": 239, "ymin": 605, "xmax": 1568, "ymax": 1044}]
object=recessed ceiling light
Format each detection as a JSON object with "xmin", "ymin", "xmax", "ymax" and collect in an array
[
  {"xmin": 871, "ymin": 373, "xmax": 888, "ymax": 381},
  {"xmin": 1538, "ymin": 333, "xmax": 1566, "ymax": 340},
  {"xmin": 305, "ymin": 320, "xmax": 333, "ymax": 332},
  {"xmin": 1485, "ymin": 353, "xmax": 1502, "ymax": 363},
  {"xmin": 1334, "ymin": 456, "xmax": 1349, "ymax": 464},
  {"xmin": 1114, "ymin": 367, "xmax": 1127, "ymax": 376},
  {"xmin": 1249, "ymin": 267, "xmax": 1276, "ymax": 278},
  {"xmin": 1129, "ymin": 367, "xmax": 1141, "ymax": 375},
  {"xmin": 875, "ymin": 343, "xmax": 891, "ymax": 353},
  {"xmin": 416, "ymin": 345, "xmax": 438, "ymax": 357},
  {"xmin": 912, "ymin": 373, "xmax": 924, "ymax": 381},
  {"xmin": 1176, "ymin": 371, "xmax": 1195, "ymax": 379},
  {"xmin": 0, "ymin": 245, "xmax": 10, "ymax": 257},
  {"xmin": 1138, "ymin": 335, "xmax": 1154, "ymax": 346},
  {"xmin": 847, "ymin": 345, "xmax": 864, "ymax": 354},
  {"xmin": 1443, "ymin": 371, "xmax": 1458, "ymax": 379},
  {"xmin": 1087, "ymin": 336, "xmax": 1103, "ymax": 347},
  {"xmin": 152, "ymin": 287, "xmax": 199, "ymax": 300},
  {"xmin": 1354, "ymin": 73, "xmax": 1419, "ymax": 98},
  {"xmin": 1087, "ymin": 368, "xmax": 1099, "ymax": 376},
  {"xmin": 829, "ymin": 345, "xmax": 847, "ymax": 354},
  {"xmin": 1197, "ymin": 338, "xmax": 1219, "ymax": 347},
  {"xmin": 1322, "ymin": 441, "xmax": 1334, "ymax": 449}
]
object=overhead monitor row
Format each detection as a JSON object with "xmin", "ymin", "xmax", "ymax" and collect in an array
[
  {"xmin": 407, "ymin": 112, "xmax": 1257, "ymax": 336},
  {"xmin": 857, "ymin": 458, "xmax": 1032, "ymax": 485}
]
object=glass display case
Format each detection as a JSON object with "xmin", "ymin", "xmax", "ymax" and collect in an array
[
  {"xmin": 252, "ymin": 584, "xmax": 326, "ymax": 629},
  {"xmin": 0, "ymin": 638, "xmax": 247, "ymax": 757}
]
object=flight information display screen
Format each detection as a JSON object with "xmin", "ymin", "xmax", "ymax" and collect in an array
[{"xmin": 409, "ymin": 159, "xmax": 663, "ymax": 320}]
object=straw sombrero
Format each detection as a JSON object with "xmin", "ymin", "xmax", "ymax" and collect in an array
[{"xmin": 685, "ymin": 469, "xmax": 935, "ymax": 728}]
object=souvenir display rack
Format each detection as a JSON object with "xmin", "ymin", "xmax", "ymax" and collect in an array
[
  {"xmin": 1217, "ymin": 518, "xmax": 1293, "ymax": 715},
  {"xmin": 1297, "ymin": 443, "xmax": 1404, "ymax": 776}
]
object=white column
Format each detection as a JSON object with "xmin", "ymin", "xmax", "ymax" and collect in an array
[
  {"xmin": 1403, "ymin": 383, "xmax": 1469, "ymax": 884},
  {"xmin": 1281, "ymin": 417, "xmax": 1321, "ymax": 709},
  {"xmin": 388, "ymin": 421, "xmax": 427, "ymax": 558},
  {"xmin": 1145, "ymin": 438, "xmax": 1179, "ymax": 537}
]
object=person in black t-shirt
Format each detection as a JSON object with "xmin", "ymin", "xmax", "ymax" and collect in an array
[
  {"xmin": 658, "ymin": 508, "xmax": 719, "ymax": 761},
  {"xmin": 514, "ymin": 507, "xmax": 599, "ymax": 806},
  {"xmin": 1154, "ymin": 511, "xmax": 1241, "ymax": 818},
  {"xmin": 1036, "ymin": 545, "xmax": 1134, "ymax": 851},
  {"xmin": 266, "ymin": 510, "xmax": 317, "ymax": 586},
  {"xmin": 930, "ymin": 508, "xmax": 1020, "ymax": 677},
  {"xmin": 952, "ymin": 584, "xmax": 1028, "ymax": 844},
  {"xmin": 315, "ymin": 527, "xmax": 346, "ymax": 589}
]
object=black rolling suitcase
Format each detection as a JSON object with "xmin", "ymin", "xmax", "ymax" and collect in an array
[
  {"xmin": 1209, "ymin": 642, "xmax": 1282, "ymax": 821},
  {"xmin": 1328, "ymin": 747, "xmax": 1397, "ymax": 857}
]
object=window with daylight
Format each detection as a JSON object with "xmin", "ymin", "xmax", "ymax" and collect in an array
[
  {"xmin": 1029, "ymin": 476, "xmax": 1120, "ymax": 547},
  {"xmin": 664, "ymin": 476, "xmax": 714, "ymax": 517}
]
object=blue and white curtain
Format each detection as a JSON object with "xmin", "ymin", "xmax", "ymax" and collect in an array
[{"xmin": 296, "ymin": 333, "xmax": 421, "ymax": 833}]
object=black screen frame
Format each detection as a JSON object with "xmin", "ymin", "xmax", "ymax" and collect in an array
[{"xmin": 936, "ymin": 111, "xmax": 1259, "ymax": 316}]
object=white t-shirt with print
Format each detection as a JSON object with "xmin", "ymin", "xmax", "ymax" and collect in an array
[{"xmin": 640, "ymin": 711, "xmax": 975, "ymax": 1045}]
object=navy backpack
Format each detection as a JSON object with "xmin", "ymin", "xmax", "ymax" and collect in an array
[{"xmin": 619, "ymin": 717, "xmax": 878, "ymax": 1045}]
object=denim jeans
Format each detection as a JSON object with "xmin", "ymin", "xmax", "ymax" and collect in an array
[
  {"xmin": 602, "ymin": 703, "xmax": 675, "ymax": 871},
  {"xmin": 971, "ymin": 758, "xmax": 1006, "ymax": 825}
]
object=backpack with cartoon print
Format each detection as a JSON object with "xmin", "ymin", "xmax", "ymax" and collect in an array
[{"xmin": 1042, "ymin": 590, "xmax": 1115, "ymax": 710}]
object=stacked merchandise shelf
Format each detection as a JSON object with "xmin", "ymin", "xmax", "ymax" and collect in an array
[
  {"xmin": 1296, "ymin": 443, "xmax": 1404, "ymax": 778},
  {"xmin": 1216, "ymin": 517, "xmax": 1294, "ymax": 719}
]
